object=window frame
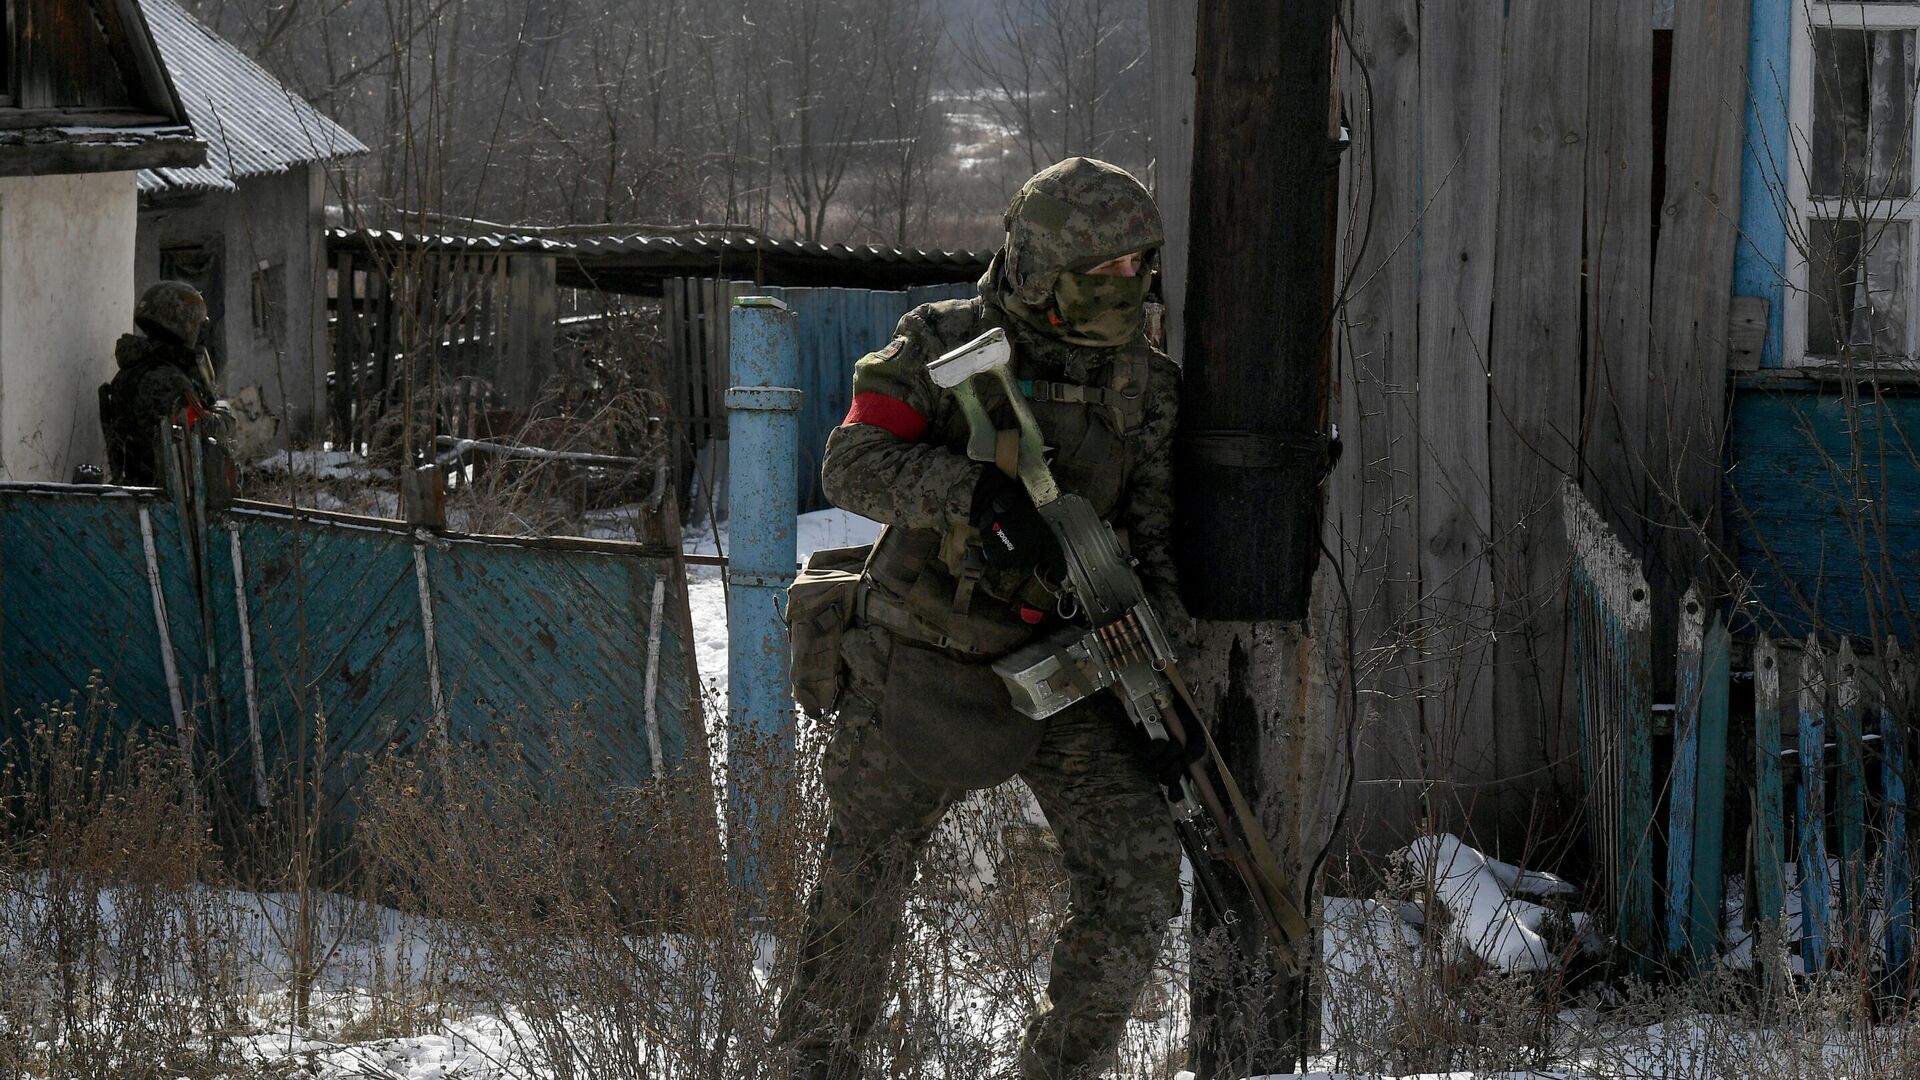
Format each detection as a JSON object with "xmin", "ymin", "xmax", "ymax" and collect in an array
[
  {"xmin": 0, "ymin": 0, "xmax": 14, "ymax": 109},
  {"xmin": 1787, "ymin": 2, "xmax": 1920, "ymax": 369}
]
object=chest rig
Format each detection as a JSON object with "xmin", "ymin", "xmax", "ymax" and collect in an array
[
  {"xmin": 932, "ymin": 323, "xmax": 1154, "ymax": 619},
  {"xmin": 857, "ymin": 301, "xmax": 1159, "ymax": 660}
]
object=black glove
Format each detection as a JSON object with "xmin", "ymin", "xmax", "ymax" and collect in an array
[{"xmin": 969, "ymin": 468, "xmax": 1065, "ymax": 580}]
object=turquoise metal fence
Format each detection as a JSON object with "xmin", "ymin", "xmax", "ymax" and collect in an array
[{"xmin": 1, "ymin": 474, "xmax": 702, "ymax": 834}]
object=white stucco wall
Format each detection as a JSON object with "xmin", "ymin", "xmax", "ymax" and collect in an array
[{"xmin": 0, "ymin": 171, "xmax": 140, "ymax": 481}]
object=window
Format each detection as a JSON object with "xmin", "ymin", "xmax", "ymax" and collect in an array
[{"xmin": 1789, "ymin": 5, "xmax": 1920, "ymax": 365}]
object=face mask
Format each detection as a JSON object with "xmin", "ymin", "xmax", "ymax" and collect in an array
[{"xmin": 1050, "ymin": 269, "xmax": 1151, "ymax": 346}]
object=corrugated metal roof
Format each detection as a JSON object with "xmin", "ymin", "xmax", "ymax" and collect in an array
[
  {"xmin": 135, "ymin": 0, "xmax": 367, "ymax": 195},
  {"xmin": 566, "ymin": 232, "xmax": 986, "ymax": 267},
  {"xmin": 326, "ymin": 228, "xmax": 991, "ymax": 296}
]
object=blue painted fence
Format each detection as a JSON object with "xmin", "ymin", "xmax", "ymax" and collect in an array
[
  {"xmin": 1569, "ymin": 479, "xmax": 1918, "ymax": 986},
  {"xmin": 1, "ymin": 480, "xmax": 701, "ymax": 831}
]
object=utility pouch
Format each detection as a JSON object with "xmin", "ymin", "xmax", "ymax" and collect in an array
[{"xmin": 786, "ymin": 543, "xmax": 873, "ymax": 717}]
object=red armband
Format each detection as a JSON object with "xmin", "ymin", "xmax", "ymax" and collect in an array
[{"xmin": 843, "ymin": 392, "xmax": 928, "ymax": 442}]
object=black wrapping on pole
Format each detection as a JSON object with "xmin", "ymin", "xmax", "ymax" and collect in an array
[{"xmin": 1173, "ymin": 0, "xmax": 1339, "ymax": 622}]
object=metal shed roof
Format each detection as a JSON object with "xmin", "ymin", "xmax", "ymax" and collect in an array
[
  {"xmin": 327, "ymin": 229, "xmax": 990, "ymax": 296},
  {"xmin": 558, "ymin": 233, "xmax": 989, "ymax": 295},
  {"xmin": 136, "ymin": 0, "xmax": 367, "ymax": 195}
]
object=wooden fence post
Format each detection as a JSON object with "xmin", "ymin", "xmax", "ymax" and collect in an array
[
  {"xmin": 1836, "ymin": 639, "xmax": 1868, "ymax": 953},
  {"xmin": 1690, "ymin": 611, "xmax": 1730, "ymax": 961},
  {"xmin": 1799, "ymin": 637, "xmax": 1832, "ymax": 973},
  {"xmin": 1667, "ymin": 586, "xmax": 1705, "ymax": 960},
  {"xmin": 1753, "ymin": 635, "xmax": 1787, "ymax": 982},
  {"xmin": 1886, "ymin": 643, "xmax": 1913, "ymax": 994}
]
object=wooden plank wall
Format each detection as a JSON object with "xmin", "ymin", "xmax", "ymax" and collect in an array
[
  {"xmin": 1486, "ymin": 0, "xmax": 1588, "ymax": 852},
  {"xmin": 1584, "ymin": 0, "xmax": 1655, "ymax": 565},
  {"xmin": 1330, "ymin": 0, "xmax": 1745, "ymax": 859},
  {"xmin": 1413, "ymin": 0, "xmax": 1500, "ymax": 845},
  {"xmin": 1647, "ymin": 0, "xmax": 1751, "ymax": 665},
  {"xmin": 1337, "ymin": 0, "xmax": 1425, "ymax": 853}
]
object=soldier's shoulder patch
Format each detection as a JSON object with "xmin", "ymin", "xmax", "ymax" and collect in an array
[{"xmin": 877, "ymin": 336, "xmax": 906, "ymax": 361}]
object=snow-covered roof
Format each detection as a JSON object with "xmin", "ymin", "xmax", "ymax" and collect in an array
[{"xmin": 136, "ymin": 0, "xmax": 368, "ymax": 196}]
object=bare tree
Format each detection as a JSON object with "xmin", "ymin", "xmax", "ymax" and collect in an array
[{"xmin": 952, "ymin": 0, "xmax": 1153, "ymax": 181}]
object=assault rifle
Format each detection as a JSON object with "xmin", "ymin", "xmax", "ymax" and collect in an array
[{"xmin": 927, "ymin": 328, "xmax": 1311, "ymax": 970}]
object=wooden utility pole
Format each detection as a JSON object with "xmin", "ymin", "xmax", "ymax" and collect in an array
[
  {"xmin": 1175, "ymin": 1, "xmax": 1338, "ymax": 621},
  {"xmin": 1169, "ymin": 0, "xmax": 1341, "ymax": 1075}
]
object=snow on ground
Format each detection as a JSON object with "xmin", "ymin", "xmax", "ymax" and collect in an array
[{"xmin": 251, "ymin": 448, "xmax": 393, "ymax": 482}]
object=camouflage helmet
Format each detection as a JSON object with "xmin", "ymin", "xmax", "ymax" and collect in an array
[
  {"xmin": 1001, "ymin": 157, "xmax": 1163, "ymax": 308},
  {"xmin": 134, "ymin": 280, "xmax": 210, "ymax": 346}
]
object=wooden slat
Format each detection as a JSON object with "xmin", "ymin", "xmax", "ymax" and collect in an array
[
  {"xmin": 332, "ymin": 250, "xmax": 356, "ymax": 445},
  {"xmin": 375, "ymin": 266, "xmax": 397, "ymax": 447},
  {"xmin": 1334, "ymin": 0, "xmax": 1424, "ymax": 853},
  {"xmin": 1414, "ymin": 0, "xmax": 1500, "ymax": 838},
  {"xmin": 1621, "ymin": 568, "xmax": 1658, "ymax": 972},
  {"xmin": 1645, "ymin": 0, "xmax": 1750, "ymax": 652},
  {"xmin": 1836, "ymin": 639, "xmax": 1868, "ymax": 950},
  {"xmin": 1752, "ymin": 636, "xmax": 1788, "ymax": 967},
  {"xmin": 1690, "ymin": 610, "xmax": 1730, "ymax": 960},
  {"xmin": 1885, "ymin": 643, "xmax": 1913, "ymax": 992},
  {"xmin": 706, "ymin": 278, "xmax": 724, "ymax": 436},
  {"xmin": 1582, "ymin": 0, "xmax": 1653, "ymax": 562},
  {"xmin": 1148, "ymin": 0, "xmax": 1197, "ymax": 362},
  {"xmin": 1487, "ymin": 0, "xmax": 1588, "ymax": 851},
  {"xmin": 1667, "ymin": 587, "xmax": 1705, "ymax": 959},
  {"xmin": 1798, "ymin": 639, "xmax": 1832, "ymax": 973}
]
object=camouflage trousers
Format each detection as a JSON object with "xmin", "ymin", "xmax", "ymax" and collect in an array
[{"xmin": 775, "ymin": 631, "xmax": 1183, "ymax": 1080}]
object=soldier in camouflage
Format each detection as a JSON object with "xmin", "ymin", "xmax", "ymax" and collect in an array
[
  {"xmin": 101, "ymin": 280, "xmax": 220, "ymax": 485},
  {"xmin": 777, "ymin": 158, "xmax": 1188, "ymax": 1080}
]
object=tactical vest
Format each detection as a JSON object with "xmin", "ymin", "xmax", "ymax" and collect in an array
[{"xmin": 861, "ymin": 298, "xmax": 1156, "ymax": 659}]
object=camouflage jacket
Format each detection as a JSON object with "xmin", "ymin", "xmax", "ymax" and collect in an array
[
  {"xmin": 103, "ymin": 334, "xmax": 216, "ymax": 486},
  {"xmin": 822, "ymin": 290, "xmax": 1185, "ymax": 659}
]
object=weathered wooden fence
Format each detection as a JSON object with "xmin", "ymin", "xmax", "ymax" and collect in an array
[
  {"xmin": 0, "ymin": 455, "xmax": 700, "ymax": 833},
  {"xmin": 1568, "ymin": 479, "xmax": 1918, "ymax": 980},
  {"xmin": 661, "ymin": 277, "xmax": 974, "ymax": 512},
  {"xmin": 326, "ymin": 234, "xmax": 561, "ymax": 453}
]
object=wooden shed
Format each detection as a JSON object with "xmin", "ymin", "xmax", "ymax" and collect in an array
[{"xmin": 1152, "ymin": 0, "xmax": 1920, "ymax": 864}]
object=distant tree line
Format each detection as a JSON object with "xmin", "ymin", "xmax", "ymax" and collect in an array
[{"xmin": 188, "ymin": 0, "xmax": 1156, "ymax": 250}]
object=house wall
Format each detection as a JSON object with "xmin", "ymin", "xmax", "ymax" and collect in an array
[
  {"xmin": 1726, "ymin": 3, "xmax": 1920, "ymax": 640},
  {"xmin": 0, "ymin": 171, "xmax": 139, "ymax": 482},
  {"xmin": 1735, "ymin": 0, "xmax": 1790, "ymax": 368},
  {"xmin": 1725, "ymin": 386, "xmax": 1920, "ymax": 643},
  {"xmin": 137, "ymin": 162, "xmax": 328, "ymax": 442}
]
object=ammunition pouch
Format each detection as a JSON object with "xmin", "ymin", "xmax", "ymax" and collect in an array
[{"xmin": 785, "ymin": 543, "xmax": 874, "ymax": 717}]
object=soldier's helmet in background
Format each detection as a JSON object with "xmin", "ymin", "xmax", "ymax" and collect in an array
[
  {"xmin": 1001, "ymin": 157, "xmax": 1164, "ymax": 310},
  {"xmin": 134, "ymin": 280, "xmax": 210, "ymax": 347}
]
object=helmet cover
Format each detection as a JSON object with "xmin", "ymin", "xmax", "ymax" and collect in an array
[
  {"xmin": 134, "ymin": 280, "xmax": 210, "ymax": 346},
  {"xmin": 1001, "ymin": 157, "xmax": 1164, "ymax": 309}
]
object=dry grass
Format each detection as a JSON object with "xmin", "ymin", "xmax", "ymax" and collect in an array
[{"xmin": 10, "ymin": 681, "xmax": 1920, "ymax": 1078}]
